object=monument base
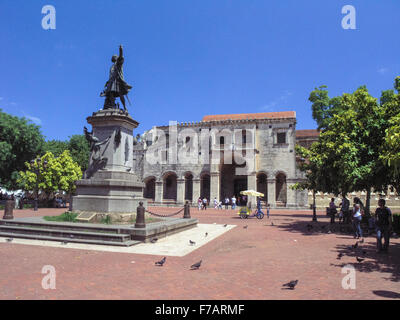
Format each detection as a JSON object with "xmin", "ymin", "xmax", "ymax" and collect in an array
[{"xmin": 73, "ymin": 170, "xmax": 147, "ymax": 217}]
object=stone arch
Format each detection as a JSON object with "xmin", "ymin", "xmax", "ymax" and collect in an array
[
  {"xmin": 162, "ymin": 171, "xmax": 178, "ymax": 201},
  {"xmin": 275, "ymin": 172, "xmax": 287, "ymax": 205},
  {"xmin": 256, "ymin": 172, "xmax": 268, "ymax": 203},
  {"xmin": 143, "ymin": 176, "xmax": 156, "ymax": 200},
  {"xmin": 200, "ymin": 172, "xmax": 210, "ymax": 200},
  {"xmin": 220, "ymin": 154, "xmax": 247, "ymax": 201},
  {"xmin": 184, "ymin": 172, "xmax": 193, "ymax": 201}
]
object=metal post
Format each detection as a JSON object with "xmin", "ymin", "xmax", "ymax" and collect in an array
[
  {"xmin": 34, "ymin": 176, "xmax": 39, "ymax": 211},
  {"xmin": 135, "ymin": 201, "xmax": 146, "ymax": 228},
  {"xmin": 312, "ymin": 190, "xmax": 317, "ymax": 222},
  {"xmin": 3, "ymin": 200, "xmax": 15, "ymax": 220},
  {"xmin": 183, "ymin": 201, "xmax": 191, "ymax": 218}
]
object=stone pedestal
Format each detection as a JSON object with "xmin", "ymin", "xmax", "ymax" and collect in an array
[
  {"xmin": 3, "ymin": 200, "xmax": 14, "ymax": 220},
  {"xmin": 73, "ymin": 109, "xmax": 147, "ymax": 215}
]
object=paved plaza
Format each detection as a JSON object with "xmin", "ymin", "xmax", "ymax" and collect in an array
[{"xmin": 0, "ymin": 207, "xmax": 399, "ymax": 300}]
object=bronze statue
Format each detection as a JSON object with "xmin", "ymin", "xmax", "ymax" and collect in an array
[
  {"xmin": 100, "ymin": 45, "xmax": 132, "ymax": 111},
  {"xmin": 84, "ymin": 126, "xmax": 111, "ymax": 178}
]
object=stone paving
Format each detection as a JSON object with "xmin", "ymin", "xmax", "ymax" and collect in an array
[{"xmin": 0, "ymin": 206, "xmax": 399, "ymax": 300}]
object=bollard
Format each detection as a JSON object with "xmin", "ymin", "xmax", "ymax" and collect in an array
[
  {"xmin": 135, "ymin": 201, "xmax": 146, "ymax": 228},
  {"xmin": 3, "ymin": 200, "xmax": 15, "ymax": 220},
  {"xmin": 183, "ymin": 201, "xmax": 191, "ymax": 219}
]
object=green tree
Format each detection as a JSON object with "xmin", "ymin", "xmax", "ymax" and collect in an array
[
  {"xmin": 18, "ymin": 150, "xmax": 82, "ymax": 202},
  {"xmin": 299, "ymin": 83, "xmax": 399, "ymax": 216},
  {"xmin": 0, "ymin": 109, "xmax": 45, "ymax": 189},
  {"xmin": 43, "ymin": 140, "xmax": 68, "ymax": 157},
  {"xmin": 381, "ymin": 76, "xmax": 400, "ymax": 191},
  {"xmin": 67, "ymin": 134, "xmax": 90, "ymax": 172}
]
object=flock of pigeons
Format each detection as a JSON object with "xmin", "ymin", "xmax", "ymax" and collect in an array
[{"xmin": 152, "ymin": 223, "xmax": 232, "ymax": 270}]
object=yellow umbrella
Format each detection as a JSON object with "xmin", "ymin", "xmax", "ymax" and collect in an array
[{"xmin": 240, "ymin": 190, "xmax": 264, "ymax": 197}]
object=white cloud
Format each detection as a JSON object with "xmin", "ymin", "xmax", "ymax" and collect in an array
[
  {"xmin": 26, "ymin": 115, "xmax": 42, "ymax": 125},
  {"xmin": 261, "ymin": 90, "xmax": 293, "ymax": 111},
  {"xmin": 22, "ymin": 111, "xmax": 42, "ymax": 125},
  {"xmin": 378, "ymin": 67, "xmax": 388, "ymax": 75}
]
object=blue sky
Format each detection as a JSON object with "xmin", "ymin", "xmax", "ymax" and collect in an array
[{"xmin": 1, "ymin": 0, "xmax": 399, "ymax": 141}]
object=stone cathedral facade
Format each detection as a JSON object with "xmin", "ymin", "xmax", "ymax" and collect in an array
[{"xmin": 132, "ymin": 111, "xmax": 319, "ymax": 208}]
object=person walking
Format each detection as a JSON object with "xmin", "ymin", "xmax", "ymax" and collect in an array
[
  {"xmin": 352, "ymin": 203, "xmax": 363, "ymax": 240},
  {"xmin": 231, "ymin": 196, "xmax": 236, "ymax": 210},
  {"xmin": 197, "ymin": 197, "xmax": 202, "ymax": 211},
  {"xmin": 329, "ymin": 198, "xmax": 338, "ymax": 224},
  {"xmin": 256, "ymin": 197, "xmax": 263, "ymax": 215},
  {"xmin": 374, "ymin": 199, "xmax": 393, "ymax": 253},
  {"xmin": 202, "ymin": 197, "xmax": 208, "ymax": 210},
  {"xmin": 213, "ymin": 197, "xmax": 218, "ymax": 209},
  {"xmin": 224, "ymin": 197, "xmax": 230, "ymax": 210},
  {"xmin": 339, "ymin": 195, "xmax": 350, "ymax": 224},
  {"xmin": 266, "ymin": 203, "xmax": 270, "ymax": 219}
]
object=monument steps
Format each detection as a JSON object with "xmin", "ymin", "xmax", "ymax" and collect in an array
[
  {"xmin": 0, "ymin": 220, "xmax": 142, "ymax": 246},
  {"xmin": 0, "ymin": 231, "xmax": 141, "ymax": 247},
  {"xmin": 0, "ymin": 225, "xmax": 130, "ymax": 242}
]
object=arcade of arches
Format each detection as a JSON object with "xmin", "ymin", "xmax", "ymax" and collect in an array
[{"xmin": 143, "ymin": 171, "xmax": 288, "ymax": 206}]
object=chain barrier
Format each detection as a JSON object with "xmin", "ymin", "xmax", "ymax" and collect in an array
[{"xmin": 145, "ymin": 207, "xmax": 185, "ymax": 218}]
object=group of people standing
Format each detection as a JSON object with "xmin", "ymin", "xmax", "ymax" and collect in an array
[{"xmin": 328, "ymin": 196, "xmax": 393, "ymax": 253}]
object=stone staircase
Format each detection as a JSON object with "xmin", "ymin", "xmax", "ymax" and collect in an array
[{"xmin": 0, "ymin": 219, "xmax": 141, "ymax": 247}]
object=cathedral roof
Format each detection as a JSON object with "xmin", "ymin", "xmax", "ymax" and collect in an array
[
  {"xmin": 296, "ymin": 129, "xmax": 320, "ymax": 137},
  {"xmin": 202, "ymin": 111, "xmax": 296, "ymax": 122}
]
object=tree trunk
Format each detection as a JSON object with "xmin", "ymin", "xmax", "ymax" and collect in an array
[
  {"xmin": 68, "ymin": 193, "xmax": 73, "ymax": 211},
  {"xmin": 365, "ymin": 188, "xmax": 371, "ymax": 217}
]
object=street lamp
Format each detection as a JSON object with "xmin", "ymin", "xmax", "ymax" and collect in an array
[
  {"xmin": 30, "ymin": 157, "xmax": 47, "ymax": 211},
  {"xmin": 312, "ymin": 189, "xmax": 317, "ymax": 222}
]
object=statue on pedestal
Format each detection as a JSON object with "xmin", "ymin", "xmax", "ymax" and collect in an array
[
  {"xmin": 83, "ymin": 126, "xmax": 111, "ymax": 178},
  {"xmin": 100, "ymin": 44, "xmax": 132, "ymax": 111}
]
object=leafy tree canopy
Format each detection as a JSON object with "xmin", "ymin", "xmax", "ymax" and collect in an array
[
  {"xmin": 18, "ymin": 150, "xmax": 82, "ymax": 197},
  {"xmin": 0, "ymin": 109, "xmax": 45, "ymax": 189}
]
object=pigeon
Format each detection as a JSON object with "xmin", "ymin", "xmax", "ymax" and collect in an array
[
  {"xmin": 155, "ymin": 257, "xmax": 166, "ymax": 266},
  {"xmin": 327, "ymin": 230, "xmax": 332, "ymax": 234},
  {"xmin": 282, "ymin": 280, "xmax": 298, "ymax": 290},
  {"xmin": 337, "ymin": 253, "xmax": 344, "ymax": 260},
  {"xmin": 205, "ymin": 232, "xmax": 208, "ymax": 237},
  {"xmin": 151, "ymin": 238, "xmax": 158, "ymax": 243},
  {"xmin": 61, "ymin": 241, "xmax": 68, "ymax": 245},
  {"xmin": 243, "ymin": 225, "xmax": 248, "ymax": 229},
  {"xmin": 352, "ymin": 242, "xmax": 359, "ymax": 249},
  {"xmin": 190, "ymin": 260, "xmax": 202, "ymax": 270},
  {"xmin": 356, "ymin": 257, "xmax": 365, "ymax": 263},
  {"xmin": 126, "ymin": 168, "xmax": 132, "ymax": 172},
  {"xmin": 189, "ymin": 240, "xmax": 196, "ymax": 245},
  {"xmin": 359, "ymin": 238, "xmax": 364, "ymax": 243},
  {"xmin": 6, "ymin": 238, "xmax": 13, "ymax": 242},
  {"xmin": 223, "ymin": 224, "xmax": 228, "ymax": 227}
]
